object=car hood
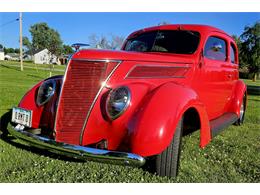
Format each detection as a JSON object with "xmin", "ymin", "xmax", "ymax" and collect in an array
[{"xmin": 72, "ymin": 49, "xmax": 196, "ymax": 64}]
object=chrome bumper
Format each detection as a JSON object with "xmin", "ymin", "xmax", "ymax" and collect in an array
[{"xmin": 7, "ymin": 124, "xmax": 145, "ymax": 167}]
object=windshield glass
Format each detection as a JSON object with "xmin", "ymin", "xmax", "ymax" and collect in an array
[{"xmin": 123, "ymin": 30, "xmax": 200, "ymax": 54}]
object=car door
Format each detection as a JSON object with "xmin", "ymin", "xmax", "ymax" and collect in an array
[{"xmin": 198, "ymin": 35, "xmax": 231, "ymax": 120}]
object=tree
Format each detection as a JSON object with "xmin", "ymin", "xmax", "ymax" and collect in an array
[
  {"xmin": 232, "ymin": 35, "xmax": 247, "ymax": 68},
  {"xmin": 89, "ymin": 34, "xmax": 111, "ymax": 49},
  {"xmin": 240, "ymin": 21, "xmax": 260, "ymax": 81},
  {"xmin": 0, "ymin": 44, "xmax": 3, "ymax": 50},
  {"xmin": 111, "ymin": 35, "xmax": 125, "ymax": 50},
  {"xmin": 88, "ymin": 34, "xmax": 125, "ymax": 50},
  {"xmin": 22, "ymin": 36, "xmax": 32, "ymax": 54},
  {"xmin": 88, "ymin": 34, "xmax": 99, "ymax": 48},
  {"xmin": 14, "ymin": 48, "xmax": 20, "ymax": 53},
  {"xmin": 99, "ymin": 37, "xmax": 111, "ymax": 49},
  {"xmin": 4, "ymin": 47, "xmax": 15, "ymax": 53},
  {"xmin": 29, "ymin": 23, "xmax": 63, "ymax": 56},
  {"xmin": 63, "ymin": 44, "xmax": 74, "ymax": 55}
]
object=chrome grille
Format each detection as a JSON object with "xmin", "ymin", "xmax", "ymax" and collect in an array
[{"xmin": 55, "ymin": 60, "xmax": 109, "ymax": 145}]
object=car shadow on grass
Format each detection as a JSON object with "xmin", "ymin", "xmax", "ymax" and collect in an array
[
  {"xmin": 2, "ymin": 136, "xmax": 86, "ymax": 163},
  {"xmin": 0, "ymin": 111, "xmax": 85, "ymax": 163}
]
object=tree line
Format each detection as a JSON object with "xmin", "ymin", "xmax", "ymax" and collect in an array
[
  {"xmin": 0, "ymin": 46, "xmax": 20, "ymax": 54},
  {"xmin": 232, "ymin": 21, "xmax": 259, "ymax": 81}
]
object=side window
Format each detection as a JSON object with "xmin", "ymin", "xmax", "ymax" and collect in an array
[
  {"xmin": 230, "ymin": 43, "xmax": 237, "ymax": 64},
  {"xmin": 204, "ymin": 36, "xmax": 227, "ymax": 62}
]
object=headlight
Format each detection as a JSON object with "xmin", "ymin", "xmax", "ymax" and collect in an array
[
  {"xmin": 36, "ymin": 79, "xmax": 56, "ymax": 106},
  {"xmin": 106, "ymin": 86, "xmax": 131, "ymax": 120}
]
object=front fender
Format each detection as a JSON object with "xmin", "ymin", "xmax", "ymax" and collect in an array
[
  {"xmin": 18, "ymin": 80, "xmax": 44, "ymax": 128},
  {"xmin": 18, "ymin": 75, "xmax": 63, "ymax": 129},
  {"xmin": 129, "ymin": 82, "xmax": 211, "ymax": 157}
]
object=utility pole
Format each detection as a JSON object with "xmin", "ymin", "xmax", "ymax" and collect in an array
[{"xmin": 19, "ymin": 12, "xmax": 23, "ymax": 71}]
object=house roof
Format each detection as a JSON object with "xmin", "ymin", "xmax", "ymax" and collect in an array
[
  {"xmin": 32, "ymin": 48, "xmax": 48, "ymax": 55},
  {"xmin": 6, "ymin": 53, "xmax": 19, "ymax": 57},
  {"xmin": 24, "ymin": 48, "xmax": 48, "ymax": 55}
]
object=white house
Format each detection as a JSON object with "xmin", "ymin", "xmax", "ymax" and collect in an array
[
  {"xmin": 33, "ymin": 49, "xmax": 59, "ymax": 65},
  {"xmin": 5, "ymin": 53, "xmax": 20, "ymax": 61},
  {"xmin": 0, "ymin": 49, "xmax": 4, "ymax": 61}
]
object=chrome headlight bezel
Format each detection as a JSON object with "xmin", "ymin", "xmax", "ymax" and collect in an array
[
  {"xmin": 105, "ymin": 86, "xmax": 131, "ymax": 120},
  {"xmin": 36, "ymin": 79, "xmax": 56, "ymax": 106}
]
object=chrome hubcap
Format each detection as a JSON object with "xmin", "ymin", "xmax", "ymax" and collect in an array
[{"xmin": 240, "ymin": 101, "xmax": 244, "ymax": 121}]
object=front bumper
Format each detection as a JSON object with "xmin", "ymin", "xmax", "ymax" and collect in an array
[{"xmin": 7, "ymin": 124, "xmax": 145, "ymax": 167}]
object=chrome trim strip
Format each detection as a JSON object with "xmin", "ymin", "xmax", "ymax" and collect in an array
[
  {"xmin": 79, "ymin": 60, "xmax": 122, "ymax": 145},
  {"xmin": 72, "ymin": 58, "xmax": 121, "ymax": 63},
  {"xmin": 7, "ymin": 124, "xmax": 145, "ymax": 167},
  {"xmin": 125, "ymin": 64, "xmax": 191, "ymax": 79},
  {"xmin": 53, "ymin": 59, "xmax": 71, "ymax": 134}
]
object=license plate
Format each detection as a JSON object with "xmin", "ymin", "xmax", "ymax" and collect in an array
[{"xmin": 11, "ymin": 107, "xmax": 32, "ymax": 127}]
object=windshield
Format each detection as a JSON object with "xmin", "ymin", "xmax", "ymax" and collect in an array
[{"xmin": 123, "ymin": 30, "xmax": 200, "ymax": 54}]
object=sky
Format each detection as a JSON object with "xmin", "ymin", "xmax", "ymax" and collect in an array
[{"xmin": 0, "ymin": 12, "xmax": 259, "ymax": 48}]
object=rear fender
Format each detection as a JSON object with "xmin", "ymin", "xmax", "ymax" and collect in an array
[
  {"xmin": 129, "ymin": 82, "xmax": 211, "ymax": 157},
  {"xmin": 228, "ymin": 80, "xmax": 247, "ymax": 117}
]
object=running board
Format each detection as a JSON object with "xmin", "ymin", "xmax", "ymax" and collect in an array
[{"xmin": 210, "ymin": 113, "xmax": 238, "ymax": 138}]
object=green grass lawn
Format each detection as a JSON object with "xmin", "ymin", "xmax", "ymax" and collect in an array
[
  {"xmin": 0, "ymin": 64, "xmax": 259, "ymax": 183},
  {"xmin": 242, "ymin": 79, "xmax": 260, "ymax": 87}
]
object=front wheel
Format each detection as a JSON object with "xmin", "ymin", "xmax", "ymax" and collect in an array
[{"xmin": 155, "ymin": 117, "xmax": 183, "ymax": 177}]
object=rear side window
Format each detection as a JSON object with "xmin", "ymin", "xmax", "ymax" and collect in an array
[
  {"xmin": 230, "ymin": 43, "xmax": 237, "ymax": 64},
  {"xmin": 204, "ymin": 36, "xmax": 227, "ymax": 62}
]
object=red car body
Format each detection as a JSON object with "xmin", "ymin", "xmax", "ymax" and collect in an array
[{"xmin": 7, "ymin": 24, "xmax": 247, "ymax": 177}]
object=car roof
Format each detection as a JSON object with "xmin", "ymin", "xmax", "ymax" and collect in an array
[{"xmin": 127, "ymin": 24, "xmax": 233, "ymax": 40}]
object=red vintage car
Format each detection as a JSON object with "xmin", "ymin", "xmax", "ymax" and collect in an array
[{"xmin": 6, "ymin": 24, "xmax": 247, "ymax": 177}]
